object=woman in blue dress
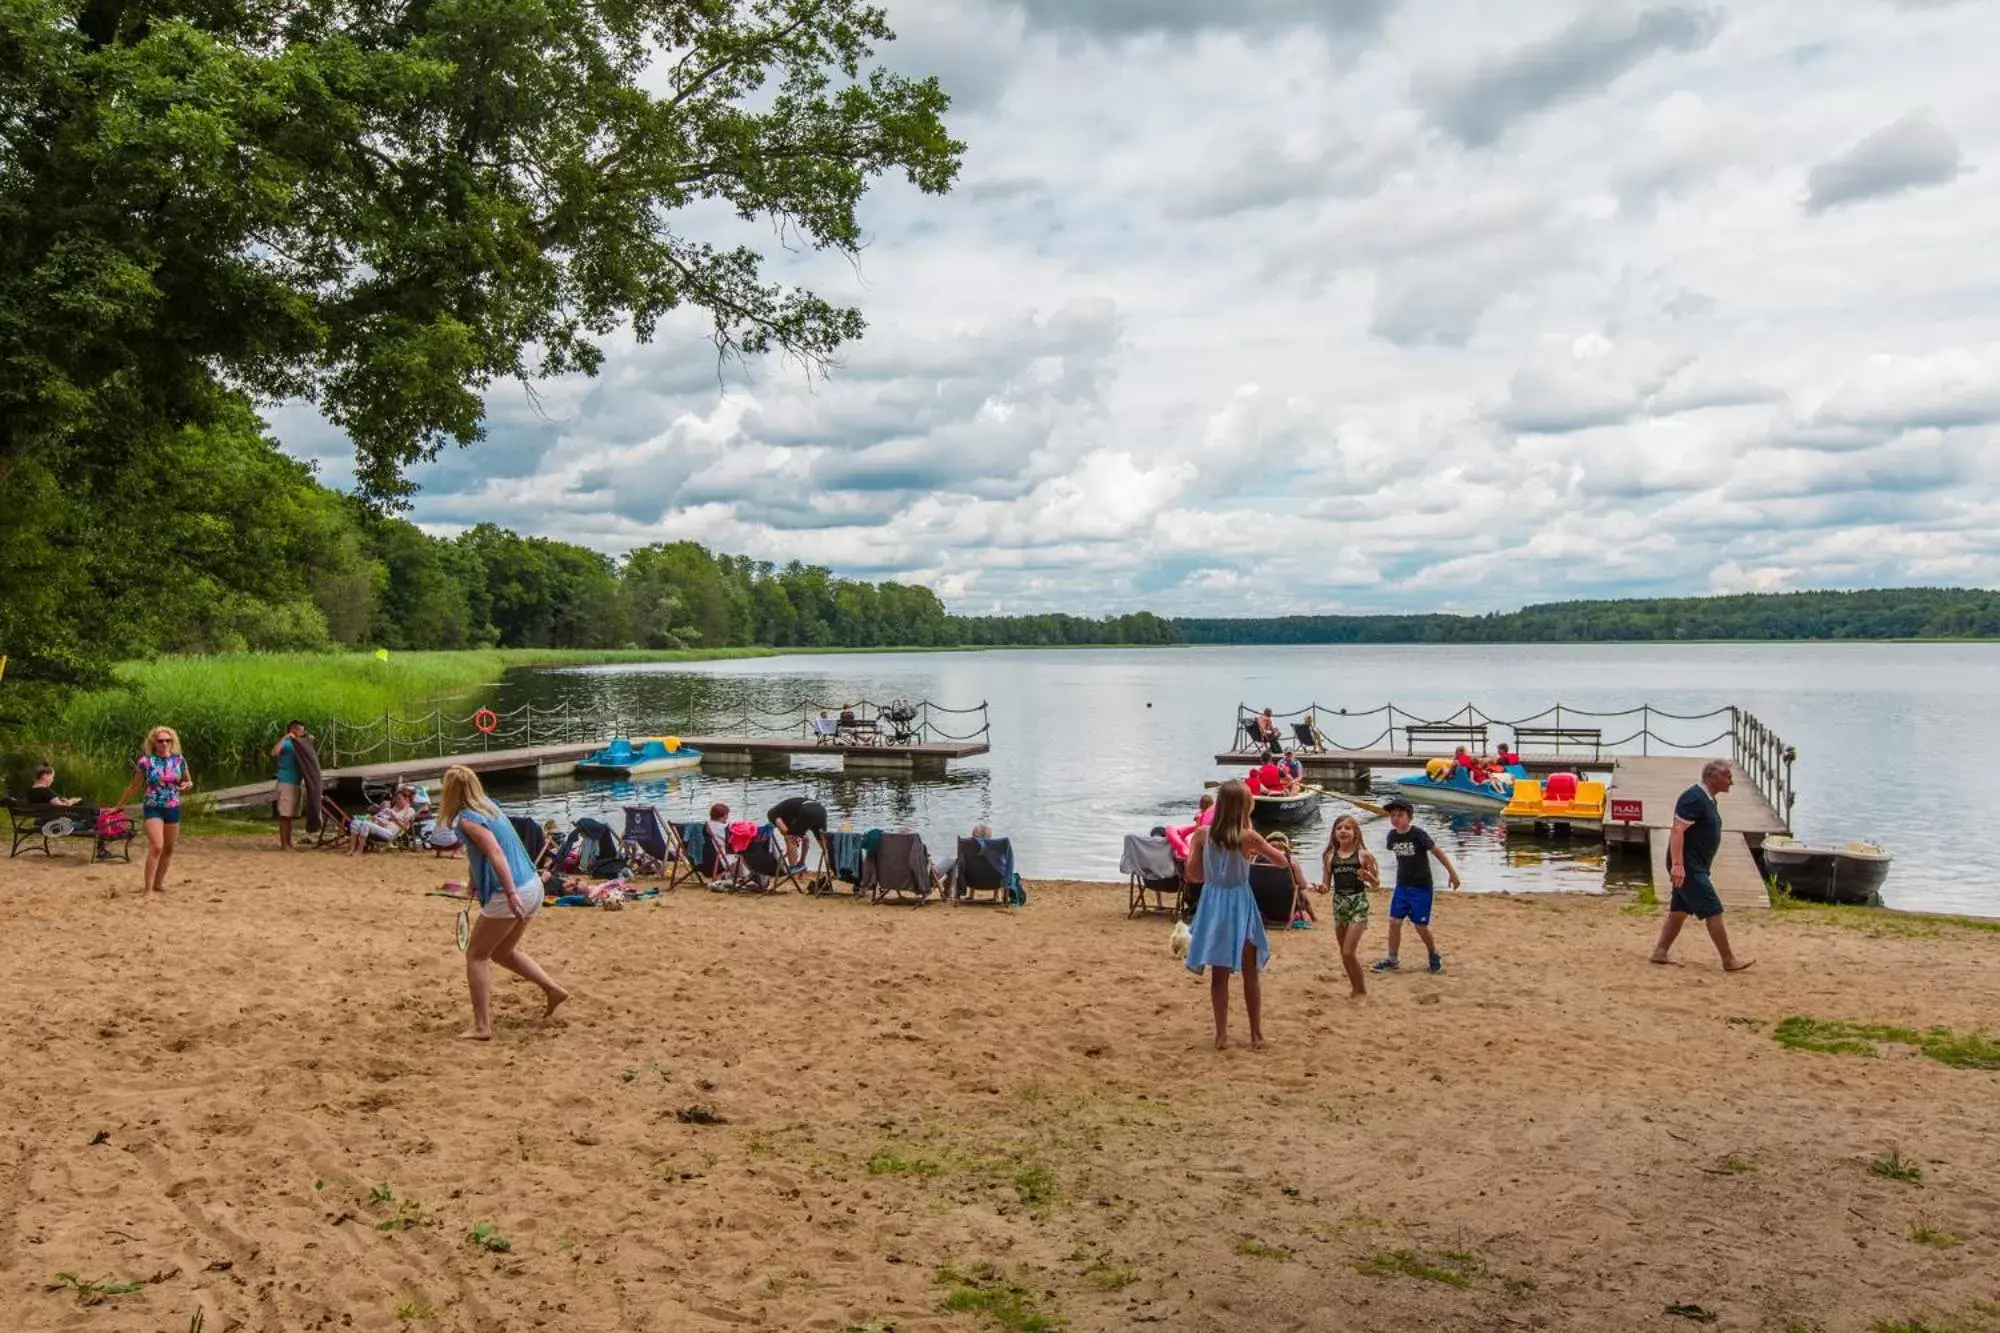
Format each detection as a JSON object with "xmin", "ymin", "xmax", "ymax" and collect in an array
[
  {"xmin": 1184, "ymin": 780, "xmax": 1281, "ymax": 1049},
  {"xmin": 441, "ymin": 765, "xmax": 570, "ymax": 1040}
]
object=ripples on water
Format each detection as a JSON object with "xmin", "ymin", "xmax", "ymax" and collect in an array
[{"xmin": 489, "ymin": 643, "xmax": 2000, "ymax": 918}]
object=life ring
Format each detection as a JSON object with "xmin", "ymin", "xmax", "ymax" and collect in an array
[{"xmin": 473, "ymin": 708, "xmax": 498, "ymax": 734}]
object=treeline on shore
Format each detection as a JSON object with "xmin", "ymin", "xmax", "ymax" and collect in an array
[{"xmin": 1172, "ymin": 588, "xmax": 2000, "ymax": 644}]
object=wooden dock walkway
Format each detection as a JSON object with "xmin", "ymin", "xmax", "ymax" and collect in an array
[{"xmin": 203, "ymin": 734, "xmax": 990, "ymax": 811}]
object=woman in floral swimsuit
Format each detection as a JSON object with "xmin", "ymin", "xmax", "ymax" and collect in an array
[{"xmin": 115, "ymin": 726, "xmax": 194, "ymax": 893}]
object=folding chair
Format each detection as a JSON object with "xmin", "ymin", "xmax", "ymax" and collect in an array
[
  {"xmin": 1249, "ymin": 862, "xmax": 1302, "ymax": 925},
  {"xmin": 1121, "ymin": 833, "xmax": 1188, "ymax": 918},
  {"xmin": 1291, "ymin": 720, "xmax": 1327, "ymax": 753},
  {"xmin": 665, "ymin": 820, "xmax": 727, "ymax": 890},
  {"xmin": 789, "ymin": 829, "xmax": 836, "ymax": 896},
  {"xmin": 728, "ymin": 825, "xmax": 790, "ymax": 894},
  {"xmin": 821, "ymin": 829, "xmax": 868, "ymax": 895},
  {"xmin": 947, "ymin": 836, "xmax": 1018, "ymax": 906},
  {"xmin": 620, "ymin": 805, "xmax": 671, "ymax": 880},
  {"xmin": 863, "ymin": 831, "xmax": 937, "ymax": 904},
  {"xmin": 312, "ymin": 792, "xmax": 353, "ymax": 849}
]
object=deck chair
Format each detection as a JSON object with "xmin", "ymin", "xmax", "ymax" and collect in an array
[
  {"xmin": 619, "ymin": 805, "xmax": 671, "ymax": 879},
  {"xmin": 1291, "ymin": 721, "xmax": 1327, "ymax": 753},
  {"xmin": 947, "ymin": 836, "xmax": 1019, "ymax": 906},
  {"xmin": 311, "ymin": 792, "xmax": 353, "ymax": 849},
  {"xmin": 727, "ymin": 824, "xmax": 794, "ymax": 894},
  {"xmin": 1121, "ymin": 833, "xmax": 1187, "ymax": 918},
  {"xmin": 787, "ymin": 828, "xmax": 836, "ymax": 895},
  {"xmin": 822, "ymin": 829, "xmax": 868, "ymax": 894},
  {"xmin": 864, "ymin": 831, "xmax": 937, "ymax": 904},
  {"xmin": 810, "ymin": 716, "xmax": 841, "ymax": 745},
  {"xmin": 552, "ymin": 816, "xmax": 627, "ymax": 880},
  {"xmin": 1248, "ymin": 861, "xmax": 1301, "ymax": 925},
  {"xmin": 506, "ymin": 815, "xmax": 548, "ymax": 870},
  {"xmin": 664, "ymin": 820, "xmax": 727, "ymax": 890}
]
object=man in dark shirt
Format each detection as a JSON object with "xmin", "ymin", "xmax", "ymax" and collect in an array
[
  {"xmin": 1651, "ymin": 760, "xmax": 1753, "ymax": 971},
  {"xmin": 767, "ymin": 795, "xmax": 828, "ymax": 867},
  {"xmin": 25, "ymin": 763, "xmax": 81, "ymax": 808}
]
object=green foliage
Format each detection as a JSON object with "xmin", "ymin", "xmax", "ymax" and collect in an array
[
  {"xmin": 52, "ymin": 1271, "xmax": 144, "ymax": 1303},
  {"xmin": 1869, "ymin": 1151, "xmax": 1925, "ymax": 1184},
  {"xmin": 468, "ymin": 1222, "xmax": 510, "ymax": 1253},
  {"xmin": 934, "ymin": 1259, "xmax": 1064, "ymax": 1331},
  {"xmin": 1233, "ymin": 1238, "xmax": 1292, "ymax": 1262},
  {"xmin": 1355, "ymin": 1247, "xmax": 1481, "ymax": 1287},
  {"xmin": 0, "ymin": 0, "xmax": 963, "ymax": 501},
  {"xmin": 866, "ymin": 1149, "xmax": 944, "ymax": 1177},
  {"xmin": 1775, "ymin": 1017, "xmax": 2000, "ymax": 1071},
  {"xmin": 1175, "ymin": 588, "xmax": 2000, "ymax": 644}
]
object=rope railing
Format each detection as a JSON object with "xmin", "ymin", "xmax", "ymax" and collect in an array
[
  {"xmin": 301, "ymin": 698, "xmax": 989, "ymax": 768},
  {"xmin": 1231, "ymin": 702, "xmax": 1795, "ymax": 818}
]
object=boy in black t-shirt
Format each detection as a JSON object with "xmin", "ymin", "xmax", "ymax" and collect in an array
[{"xmin": 1371, "ymin": 798, "xmax": 1461, "ymax": 975}]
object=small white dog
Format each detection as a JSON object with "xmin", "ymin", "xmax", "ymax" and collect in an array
[{"xmin": 1169, "ymin": 921, "xmax": 1191, "ymax": 958}]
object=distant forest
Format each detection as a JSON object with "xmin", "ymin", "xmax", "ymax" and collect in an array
[{"xmin": 1172, "ymin": 588, "xmax": 2000, "ymax": 644}]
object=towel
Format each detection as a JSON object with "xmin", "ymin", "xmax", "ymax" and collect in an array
[
  {"xmin": 825, "ymin": 830, "xmax": 866, "ymax": 883},
  {"xmin": 293, "ymin": 734, "xmax": 325, "ymax": 835},
  {"xmin": 1119, "ymin": 833, "xmax": 1179, "ymax": 882}
]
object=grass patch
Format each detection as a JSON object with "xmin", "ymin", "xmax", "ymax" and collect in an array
[
  {"xmin": 1355, "ymin": 1247, "xmax": 1482, "ymax": 1288},
  {"xmin": 1909, "ymin": 1223, "xmax": 1960, "ymax": 1249},
  {"xmin": 392, "ymin": 1297, "xmax": 436, "ymax": 1319},
  {"xmin": 1869, "ymin": 1151, "xmax": 1925, "ymax": 1185},
  {"xmin": 1717, "ymin": 1154, "xmax": 1757, "ymax": 1174},
  {"xmin": 1774, "ymin": 1017, "xmax": 2000, "ymax": 1071},
  {"xmin": 1874, "ymin": 1305, "xmax": 2000, "ymax": 1333},
  {"xmin": 1012, "ymin": 1163, "xmax": 1060, "ymax": 1211},
  {"xmin": 935, "ymin": 1259, "xmax": 1065, "ymax": 1332},
  {"xmin": 1623, "ymin": 882, "xmax": 1661, "ymax": 915},
  {"xmin": 1769, "ymin": 889, "xmax": 2000, "ymax": 938},
  {"xmin": 51, "ymin": 1272, "xmax": 144, "ymax": 1303},
  {"xmin": 376, "ymin": 1199, "xmax": 433, "ymax": 1232},
  {"xmin": 868, "ymin": 1148, "xmax": 945, "ymax": 1177},
  {"xmin": 1233, "ymin": 1238, "xmax": 1292, "ymax": 1262},
  {"xmin": 1081, "ymin": 1256, "xmax": 1139, "ymax": 1291},
  {"xmin": 467, "ymin": 1222, "xmax": 511, "ymax": 1253}
]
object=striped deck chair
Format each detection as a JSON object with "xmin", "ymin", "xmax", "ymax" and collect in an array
[{"xmin": 665, "ymin": 820, "xmax": 726, "ymax": 890}]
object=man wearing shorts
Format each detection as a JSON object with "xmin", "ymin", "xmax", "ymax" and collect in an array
[
  {"xmin": 270, "ymin": 720, "xmax": 307, "ymax": 851},
  {"xmin": 767, "ymin": 794, "xmax": 827, "ymax": 868},
  {"xmin": 1651, "ymin": 759, "xmax": 1753, "ymax": 971}
]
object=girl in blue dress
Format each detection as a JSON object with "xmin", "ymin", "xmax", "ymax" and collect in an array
[
  {"xmin": 114, "ymin": 725, "xmax": 193, "ymax": 894},
  {"xmin": 1184, "ymin": 780, "xmax": 1282, "ymax": 1049},
  {"xmin": 441, "ymin": 765, "xmax": 570, "ymax": 1040}
]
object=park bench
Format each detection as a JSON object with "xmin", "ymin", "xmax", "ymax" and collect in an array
[
  {"xmin": 4, "ymin": 799, "xmax": 135, "ymax": 861},
  {"xmin": 834, "ymin": 717, "xmax": 880, "ymax": 744},
  {"xmin": 1403, "ymin": 723, "xmax": 1489, "ymax": 754},
  {"xmin": 1511, "ymin": 726, "xmax": 1604, "ymax": 760}
]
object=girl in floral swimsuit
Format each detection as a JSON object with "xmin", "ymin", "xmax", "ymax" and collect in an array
[
  {"xmin": 115, "ymin": 726, "xmax": 193, "ymax": 893},
  {"xmin": 1320, "ymin": 814, "xmax": 1379, "ymax": 1001}
]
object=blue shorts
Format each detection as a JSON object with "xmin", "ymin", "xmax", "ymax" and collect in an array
[
  {"xmin": 1389, "ymin": 885, "xmax": 1434, "ymax": 925},
  {"xmin": 144, "ymin": 805, "xmax": 181, "ymax": 825},
  {"xmin": 1670, "ymin": 872, "xmax": 1723, "ymax": 920}
]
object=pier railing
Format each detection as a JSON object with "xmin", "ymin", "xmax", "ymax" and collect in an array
[
  {"xmin": 303, "ymin": 698, "xmax": 990, "ymax": 769},
  {"xmin": 1235, "ymin": 702, "xmax": 1794, "ymax": 818}
]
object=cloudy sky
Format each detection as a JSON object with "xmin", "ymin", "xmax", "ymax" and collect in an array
[{"xmin": 274, "ymin": 0, "xmax": 2000, "ymax": 616}]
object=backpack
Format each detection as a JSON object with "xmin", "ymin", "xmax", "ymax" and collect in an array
[{"xmin": 95, "ymin": 808, "xmax": 132, "ymax": 839}]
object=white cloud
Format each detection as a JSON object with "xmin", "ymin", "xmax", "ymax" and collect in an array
[{"xmin": 272, "ymin": 0, "xmax": 2000, "ymax": 616}]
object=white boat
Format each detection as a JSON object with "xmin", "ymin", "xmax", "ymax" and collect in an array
[
  {"xmin": 573, "ymin": 737, "xmax": 702, "ymax": 778},
  {"xmin": 1762, "ymin": 836, "xmax": 1891, "ymax": 906}
]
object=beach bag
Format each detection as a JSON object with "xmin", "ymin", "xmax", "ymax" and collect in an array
[
  {"xmin": 95, "ymin": 808, "xmax": 131, "ymax": 839},
  {"xmin": 1007, "ymin": 875, "xmax": 1027, "ymax": 907}
]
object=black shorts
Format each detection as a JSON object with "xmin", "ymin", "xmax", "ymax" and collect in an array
[{"xmin": 1670, "ymin": 872, "xmax": 1724, "ymax": 920}]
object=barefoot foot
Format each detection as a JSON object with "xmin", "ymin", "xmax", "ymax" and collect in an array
[
  {"xmin": 458, "ymin": 1028, "xmax": 493, "ymax": 1041},
  {"xmin": 543, "ymin": 986, "xmax": 571, "ymax": 1019},
  {"xmin": 1724, "ymin": 958, "xmax": 1756, "ymax": 973}
]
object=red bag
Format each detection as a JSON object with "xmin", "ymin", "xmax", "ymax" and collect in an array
[{"xmin": 95, "ymin": 808, "xmax": 131, "ymax": 838}]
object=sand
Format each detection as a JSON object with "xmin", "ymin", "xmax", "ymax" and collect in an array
[{"xmin": 2, "ymin": 840, "xmax": 1997, "ymax": 1333}]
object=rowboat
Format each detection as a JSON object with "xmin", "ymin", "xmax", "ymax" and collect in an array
[
  {"xmin": 1393, "ymin": 763, "xmax": 1525, "ymax": 814},
  {"xmin": 1762, "ymin": 836, "xmax": 1891, "ymax": 906},
  {"xmin": 1251, "ymin": 787, "xmax": 1323, "ymax": 826},
  {"xmin": 573, "ymin": 737, "xmax": 703, "ymax": 779}
]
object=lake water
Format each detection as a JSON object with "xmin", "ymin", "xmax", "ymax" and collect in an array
[{"xmin": 489, "ymin": 643, "xmax": 2000, "ymax": 917}]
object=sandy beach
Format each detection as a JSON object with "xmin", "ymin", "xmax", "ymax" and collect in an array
[{"xmin": 2, "ymin": 840, "xmax": 1996, "ymax": 1333}]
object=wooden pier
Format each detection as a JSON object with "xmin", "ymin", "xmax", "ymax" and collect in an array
[
  {"xmin": 204, "ymin": 734, "xmax": 989, "ymax": 811},
  {"xmin": 1217, "ymin": 746, "xmax": 1788, "ymax": 910}
]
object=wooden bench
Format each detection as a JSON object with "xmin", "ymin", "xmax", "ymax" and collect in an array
[
  {"xmin": 1403, "ymin": 723, "xmax": 1488, "ymax": 754},
  {"xmin": 4, "ymin": 799, "xmax": 134, "ymax": 861},
  {"xmin": 1512, "ymin": 726, "xmax": 1604, "ymax": 759}
]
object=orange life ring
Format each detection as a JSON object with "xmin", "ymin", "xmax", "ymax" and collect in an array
[{"xmin": 473, "ymin": 708, "xmax": 498, "ymax": 734}]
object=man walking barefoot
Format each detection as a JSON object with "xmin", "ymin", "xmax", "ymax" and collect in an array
[
  {"xmin": 1652, "ymin": 759, "xmax": 1754, "ymax": 972},
  {"xmin": 271, "ymin": 720, "xmax": 307, "ymax": 851}
]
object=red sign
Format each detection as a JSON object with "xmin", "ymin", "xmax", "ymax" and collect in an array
[{"xmin": 1610, "ymin": 799, "xmax": 1644, "ymax": 823}]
